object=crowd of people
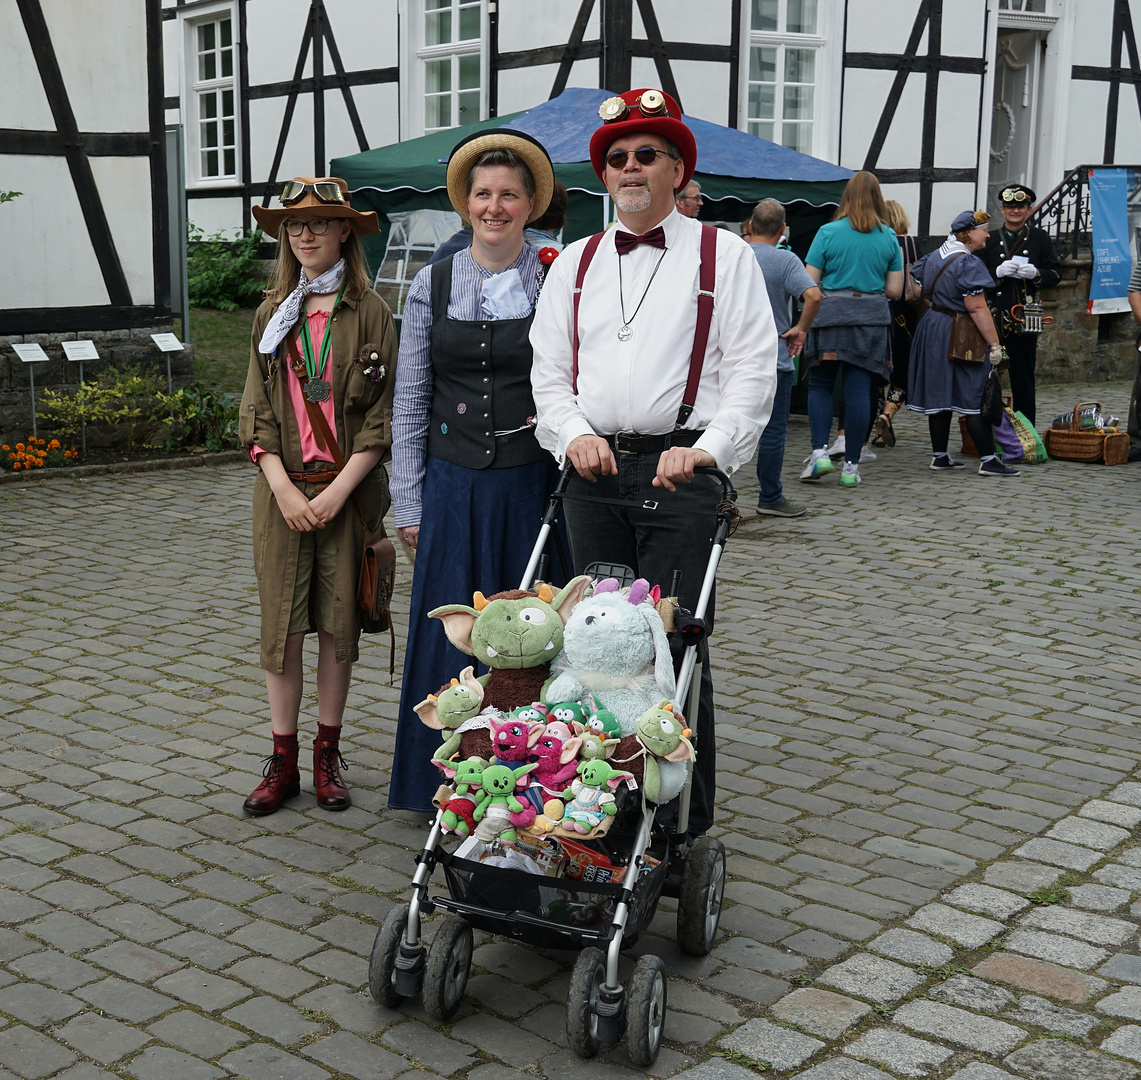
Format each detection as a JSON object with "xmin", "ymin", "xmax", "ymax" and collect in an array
[{"xmin": 235, "ymin": 87, "xmax": 1093, "ymax": 818}]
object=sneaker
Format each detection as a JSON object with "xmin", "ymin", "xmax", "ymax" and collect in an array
[
  {"xmin": 930, "ymin": 455, "xmax": 965, "ymax": 471},
  {"xmin": 826, "ymin": 435, "xmax": 846, "ymax": 459},
  {"xmin": 860, "ymin": 446, "xmax": 877, "ymax": 463},
  {"xmin": 978, "ymin": 457, "xmax": 1021, "ymax": 477},
  {"xmin": 757, "ymin": 496, "xmax": 808, "ymax": 518},
  {"xmin": 839, "ymin": 462, "xmax": 861, "ymax": 487},
  {"xmin": 799, "ymin": 450, "xmax": 834, "ymax": 482}
]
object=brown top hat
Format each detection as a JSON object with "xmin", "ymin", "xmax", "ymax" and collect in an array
[
  {"xmin": 589, "ymin": 89, "xmax": 697, "ymax": 190},
  {"xmin": 445, "ymin": 129, "xmax": 554, "ymax": 225},
  {"xmin": 252, "ymin": 176, "xmax": 380, "ymax": 237}
]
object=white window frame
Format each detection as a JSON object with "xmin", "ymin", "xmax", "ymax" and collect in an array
[
  {"xmin": 401, "ymin": 0, "xmax": 487, "ymax": 138},
  {"xmin": 739, "ymin": 0, "xmax": 835, "ymax": 161},
  {"xmin": 181, "ymin": 1, "xmax": 240, "ymax": 189}
]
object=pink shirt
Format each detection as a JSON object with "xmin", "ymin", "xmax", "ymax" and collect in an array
[{"xmin": 251, "ymin": 308, "xmax": 339, "ymax": 465}]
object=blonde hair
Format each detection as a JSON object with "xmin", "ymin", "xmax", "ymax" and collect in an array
[
  {"xmin": 883, "ymin": 200, "xmax": 910, "ymax": 235},
  {"xmin": 265, "ymin": 224, "xmax": 372, "ymax": 305},
  {"xmin": 833, "ymin": 171, "xmax": 889, "ymax": 234}
]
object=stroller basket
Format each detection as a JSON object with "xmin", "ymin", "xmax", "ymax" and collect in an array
[{"xmin": 437, "ymin": 850, "xmax": 667, "ymax": 949}]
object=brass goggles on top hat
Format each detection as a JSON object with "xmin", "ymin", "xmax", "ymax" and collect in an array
[
  {"xmin": 280, "ymin": 180, "xmax": 347, "ymax": 206},
  {"xmin": 1000, "ymin": 187, "xmax": 1032, "ymax": 203},
  {"xmin": 598, "ymin": 89, "xmax": 673, "ymax": 123}
]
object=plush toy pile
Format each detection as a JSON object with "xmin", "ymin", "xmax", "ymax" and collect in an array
[{"xmin": 419, "ymin": 576, "xmax": 696, "ymax": 846}]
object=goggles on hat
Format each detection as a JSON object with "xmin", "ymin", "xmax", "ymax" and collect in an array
[
  {"xmin": 598, "ymin": 89, "xmax": 673, "ymax": 124},
  {"xmin": 280, "ymin": 180, "xmax": 347, "ymax": 206},
  {"xmin": 1001, "ymin": 187, "xmax": 1032, "ymax": 203}
]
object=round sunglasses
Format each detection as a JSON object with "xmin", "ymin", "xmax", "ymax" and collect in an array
[{"xmin": 605, "ymin": 146, "xmax": 673, "ymax": 169}]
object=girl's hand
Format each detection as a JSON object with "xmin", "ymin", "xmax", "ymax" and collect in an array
[
  {"xmin": 309, "ymin": 484, "xmax": 349, "ymax": 525},
  {"xmin": 275, "ymin": 484, "xmax": 324, "ymax": 532}
]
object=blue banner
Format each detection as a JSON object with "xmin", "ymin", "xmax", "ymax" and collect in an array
[{"xmin": 1088, "ymin": 167, "xmax": 1131, "ymax": 314}]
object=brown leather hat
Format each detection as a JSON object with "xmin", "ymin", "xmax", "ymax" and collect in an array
[{"xmin": 252, "ymin": 176, "xmax": 379, "ymax": 237}]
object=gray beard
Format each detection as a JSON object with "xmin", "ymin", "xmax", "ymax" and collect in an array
[{"xmin": 614, "ymin": 183, "xmax": 653, "ymax": 214}]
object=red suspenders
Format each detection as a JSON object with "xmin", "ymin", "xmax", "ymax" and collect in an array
[{"xmin": 571, "ymin": 223, "xmax": 718, "ymax": 428}]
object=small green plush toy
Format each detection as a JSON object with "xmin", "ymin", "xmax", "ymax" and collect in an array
[
  {"xmin": 635, "ymin": 701, "xmax": 695, "ymax": 803},
  {"xmin": 473, "ymin": 762, "xmax": 538, "ymax": 844}
]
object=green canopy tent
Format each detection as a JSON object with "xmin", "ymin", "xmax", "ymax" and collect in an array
[{"xmin": 331, "ymin": 88, "xmax": 852, "ymax": 309}]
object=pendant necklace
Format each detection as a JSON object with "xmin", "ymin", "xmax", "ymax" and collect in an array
[
  {"xmin": 298, "ymin": 284, "xmax": 345, "ymax": 402},
  {"xmin": 617, "ymin": 247, "xmax": 668, "ymax": 341}
]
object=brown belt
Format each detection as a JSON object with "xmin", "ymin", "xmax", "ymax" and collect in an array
[{"xmin": 287, "ymin": 467, "xmax": 339, "ymax": 484}]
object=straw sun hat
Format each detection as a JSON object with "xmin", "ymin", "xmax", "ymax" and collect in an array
[
  {"xmin": 445, "ymin": 129, "xmax": 554, "ymax": 225},
  {"xmin": 252, "ymin": 176, "xmax": 380, "ymax": 237}
]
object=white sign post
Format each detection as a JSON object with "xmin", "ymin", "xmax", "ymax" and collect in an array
[
  {"xmin": 61, "ymin": 339, "xmax": 99, "ymax": 455},
  {"xmin": 150, "ymin": 333, "xmax": 185, "ymax": 395},
  {"xmin": 11, "ymin": 343, "xmax": 51, "ymax": 438}
]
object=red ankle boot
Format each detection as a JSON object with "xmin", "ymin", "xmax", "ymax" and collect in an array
[
  {"xmin": 243, "ymin": 733, "xmax": 301, "ymax": 816},
  {"xmin": 313, "ymin": 724, "xmax": 351, "ymax": 810}
]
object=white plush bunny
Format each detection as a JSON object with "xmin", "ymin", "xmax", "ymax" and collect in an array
[{"xmin": 543, "ymin": 578, "xmax": 675, "ymax": 736}]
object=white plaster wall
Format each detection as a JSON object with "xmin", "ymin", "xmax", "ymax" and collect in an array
[
  {"xmin": 934, "ymin": 72, "xmax": 985, "ymax": 171},
  {"xmin": 88, "ymin": 157, "xmax": 155, "ymax": 305},
  {"xmin": 3, "ymin": 156, "xmax": 110, "ymax": 307},
  {"xmin": 1, "ymin": 2, "xmax": 59, "ymax": 130},
  {"xmin": 497, "ymin": 0, "xmax": 596, "ymax": 52},
  {"xmin": 189, "ymin": 196, "xmax": 247, "ymax": 237}
]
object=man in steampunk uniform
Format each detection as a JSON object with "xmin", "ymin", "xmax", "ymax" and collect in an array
[{"xmin": 983, "ymin": 184, "xmax": 1062, "ymax": 426}]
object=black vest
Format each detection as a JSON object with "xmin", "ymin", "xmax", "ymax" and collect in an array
[{"xmin": 426, "ymin": 255, "xmax": 546, "ymax": 470}]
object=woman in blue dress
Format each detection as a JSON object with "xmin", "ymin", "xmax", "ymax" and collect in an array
[
  {"xmin": 387, "ymin": 129, "xmax": 561, "ymax": 814},
  {"xmin": 908, "ymin": 210, "xmax": 1020, "ymax": 478}
]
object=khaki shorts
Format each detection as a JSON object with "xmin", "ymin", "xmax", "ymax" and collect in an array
[{"xmin": 287, "ymin": 481, "xmax": 339, "ymax": 635}]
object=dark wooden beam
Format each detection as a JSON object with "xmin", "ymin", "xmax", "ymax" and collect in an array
[
  {"xmin": 551, "ymin": 0, "xmax": 597, "ymax": 98},
  {"xmin": 601, "ymin": 0, "xmax": 633, "ymax": 91},
  {"xmin": 0, "ymin": 129, "xmax": 150, "ymax": 155},
  {"xmin": 246, "ymin": 66, "xmax": 399, "ymax": 99},
  {"xmin": 635, "ymin": 0, "xmax": 682, "ymax": 109}
]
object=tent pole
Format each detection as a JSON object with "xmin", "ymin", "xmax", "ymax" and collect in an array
[{"xmin": 602, "ymin": 193, "xmax": 611, "ymax": 228}]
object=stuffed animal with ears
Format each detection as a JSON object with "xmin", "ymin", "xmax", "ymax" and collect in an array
[
  {"xmin": 488, "ymin": 707, "xmax": 546, "ymax": 789},
  {"xmin": 544, "ymin": 578, "xmax": 675, "ymax": 736},
  {"xmin": 472, "ymin": 762, "xmax": 539, "ymax": 844},
  {"xmin": 431, "ymin": 757, "xmax": 485, "ymax": 836},
  {"xmin": 530, "ymin": 720, "xmax": 584, "ymax": 810},
  {"xmin": 560, "ymin": 759, "xmax": 635, "ymax": 834},
  {"xmin": 630, "ymin": 701, "xmax": 695, "ymax": 804},
  {"xmin": 430, "ymin": 576, "xmax": 592, "ymax": 713},
  {"xmin": 415, "ymin": 666, "xmax": 486, "ymax": 761}
]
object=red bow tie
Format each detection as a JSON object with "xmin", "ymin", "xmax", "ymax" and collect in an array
[{"xmin": 614, "ymin": 226, "xmax": 667, "ymax": 255}]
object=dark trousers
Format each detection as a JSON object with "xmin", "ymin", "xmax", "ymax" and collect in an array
[
  {"xmin": 1004, "ymin": 334, "xmax": 1038, "ymax": 425},
  {"xmin": 563, "ymin": 455, "xmax": 720, "ymax": 837},
  {"xmin": 1129, "ymin": 346, "xmax": 1141, "ymax": 452}
]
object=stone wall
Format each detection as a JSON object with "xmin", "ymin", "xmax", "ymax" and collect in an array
[
  {"xmin": 0, "ymin": 326, "xmax": 196, "ymax": 447},
  {"xmin": 1036, "ymin": 257, "xmax": 1138, "ymax": 383}
]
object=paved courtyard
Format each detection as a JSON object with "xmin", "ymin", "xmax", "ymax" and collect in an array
[{"xmin": 1, "ymin": 378, "xmax": 1140, "ymax": 1080}]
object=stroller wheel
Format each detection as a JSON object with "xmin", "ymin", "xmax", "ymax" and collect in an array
[
  {"xmin": 369, "ymin": 904, "xmax": 409, "ymax": 1008},
  {"xmin": 566, "ymin": 946, "xmax": 606, "ymax": 1058},
  {"xmin": 676, "ymin": 835, "xmax": 726, "ymax": 956},
  {"xmin": 423, "ymin": 916, "xmax": 473, "ymax": 1021},
  {"xmin": 626, "ymin": 954, "xmax": 667, "ymax": 1066}
]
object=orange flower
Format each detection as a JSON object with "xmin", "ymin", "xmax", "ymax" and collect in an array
[{"xmin": 15, "ymin": 443, "xmax": 24, "ymax": 451}]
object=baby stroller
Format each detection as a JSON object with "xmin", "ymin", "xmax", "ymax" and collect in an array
[{"xmin": 369, "ymin": 466, "xmax": 737, "ymax": 1065}]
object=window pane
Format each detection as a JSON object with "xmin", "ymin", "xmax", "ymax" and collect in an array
[
  {"xmin": 201, "ymin": 119, "xmax": 218, "ymax": 148},
  {"xmin": 200, "ymin": 51, "xmax": 216, "ymax": 81},
  {"xmin": 749, "ymin": 120, "xmax": 776, "ymax": 141},
  {"xmin": 425, "ymin": 10, "xmax": 451, "ymax": 45},
  {"xmin": 784, "ymin": 84, "xmax": 814, "ymax": 120},
  {"xmin": 425, "ymin": 59, "xmax": 451, "ymax": 94},
  {"xmin": 459, "ymin": 54, "xmax": 480, "ymax": 89},
  {"xmin": 783, "ymin": 123, "xmax": 813, "ymax": 154},
  {"xmin": 220, "ymin": 17, "xmax": 232, "ymax": 47},
  {"xmin": 459, "ymin": 4, "xmax": 480, "ymax": 40},
  {"xmin": 751, "ymin": 0, "xmax": 778, "ymax": 31},
  {"xmin": 426, "ymin": 0, "xmax": 449, "ymax": 9},
  {"xmin": 198, "ymin": 22, "xmax": 215, "ymax": 51},
  {"xmin": 457, "ymin": 89, "xmax": 479, "ymax": 125},
  {"xmin": 204, "ymin": 149, "xmax": 218, "ymax": 176},
  {"xmin": 223, "ymin": 118, "xmax": 235, "ymax": 144},
  {"xmin": 748, "ymin": 84, "xmax": 775, "ymax": 120},
  {"xmin": 426, "ymin": 94, "xmax": 451, "ymax": 130},
  {"xmin": 224, "ymin": 148, "xmax": 235, "ymax": 175},
  {"xmin": 787, "ymin": 0, "xmax": 818, "ymax": 34},
  {"xmin": 750, "ymin": 46, "xmax": 777, "ymax": 82},
  {"xmin": 199, "ymin": 93, "xmax": 217, "ymax": 120},
  {"xmin": 222, "ymin": 89, "xmax": 234, "ymax": 115},
  {"xmin": 785, "ymin": 49, "xmax": 815, "ymax": 84},
  {"xmin": 221, "ymin": 48, "xmax": 233, "ymax": 78}
]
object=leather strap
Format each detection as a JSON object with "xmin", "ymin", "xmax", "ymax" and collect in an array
[
  {"xmin": 571, "ymin": 231, "xmax": 605, "ymax": 395},
  {"xmin": 923, "ymin": 251, "xmax": 966, "ymax": 302}
]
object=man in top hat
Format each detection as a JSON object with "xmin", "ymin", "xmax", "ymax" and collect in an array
[
  {"xmin": 982, "ymin": 184, "xmax": 1061, "ymax": 425},
  {"xmin": 530, "ymin": 88, "xmax": 778, "ymax": 841}
]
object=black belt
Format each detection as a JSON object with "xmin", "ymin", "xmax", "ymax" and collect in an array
[{"xmin": 605, "ymin": 429, "xmax": 703, "ymax": 455}]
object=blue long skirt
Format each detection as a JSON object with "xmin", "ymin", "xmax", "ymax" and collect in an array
[
  {"xmin": 908, "ymin": 310, "xmax": 989, "ymax": 415},
  {"xmin": 387, "ymin": 455, "xmax": 564, "ymax": 812}
]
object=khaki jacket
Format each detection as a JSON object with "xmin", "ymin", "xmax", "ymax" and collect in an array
[{"xmin": 240, "ymin": 290, "xmax": 397, "ymax": 672}]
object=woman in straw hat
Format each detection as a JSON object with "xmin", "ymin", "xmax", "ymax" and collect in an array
[
  {"xmin": 239, "ymin": 176, "xmax": 397, "ymax": 816},
  {"xmin": 387, "ymin": 128, "xmax": 559, "ymax": 815}
]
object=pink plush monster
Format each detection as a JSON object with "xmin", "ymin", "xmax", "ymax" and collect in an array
[{"xmin": 532, "ymin": 722, "xmax": 584, "ymax": 800}]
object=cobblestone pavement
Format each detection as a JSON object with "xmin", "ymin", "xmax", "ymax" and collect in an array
[{"xmin": 1, "ymin": 378, "xmax": 1139, "ymax": 1080}]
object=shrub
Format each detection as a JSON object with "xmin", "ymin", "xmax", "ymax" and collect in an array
[
  {"xmin": 157, "ymin": 383, "xmax": 239, "ymax": 451},
  {"xmin": 37, "ymin": 365, "xmax": 167, "ymax": 452},
  {"xmin": 187, "ymin": 224, "xmax": 266, "ymax": 311}
]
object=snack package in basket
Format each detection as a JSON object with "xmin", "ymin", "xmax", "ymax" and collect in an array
[{"xmin": 558, "ymin": 838, "xmax": 659, "ymax": 884}]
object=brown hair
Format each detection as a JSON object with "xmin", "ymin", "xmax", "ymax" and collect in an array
[
  {"xmin": 833, "ymin": 171, "xmax": 889, "ymax": 234},
  {"xmin": 883, "ymin": 199, "xmax": 910, "ymax": 235},
  {"xmin": 265, "ymin": 224, "xmax": 372, "ymax": 305},
  {"xmin": 749, "ymin": 198, "xmax": 787, "ymax": 238},
  {"xmin": 465, "ymin": 148, "xmax": 536, "ymax": 199},
  {"xmin": 531, "ymin": 178, "xmax": 568, "ymax": 232}
]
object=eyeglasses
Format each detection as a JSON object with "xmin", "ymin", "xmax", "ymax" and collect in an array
[
  {"xmin": 284, "ymin": 218, "xmax": 332, "ymax": 236},
  {"xmin": 280, "ymin": 180, "xmax": 346, "ymax": 206},
  {"xmin": 1001, "ymin": 188, "xmax": 1032, "ymax": 204},
  {"xmin": 679, "ymin": 194, "xmax": 704, "ymax": 202},
  {"xmin": 605, "ymin": 146, "xmax": 673, "ymax": 169}
]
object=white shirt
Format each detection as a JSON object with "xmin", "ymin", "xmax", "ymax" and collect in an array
[{"xmin": 529, "ymin": 210, "xmax": 778, "ymax": 475}]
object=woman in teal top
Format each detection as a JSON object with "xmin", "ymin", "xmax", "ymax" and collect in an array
[{"xmin": 800, "ymin": 172, "xmax": 903, "ymax": 489}]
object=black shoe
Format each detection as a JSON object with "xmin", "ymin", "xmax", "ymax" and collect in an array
[
  {"xmin": 756, "ymin": 497, "xmax": 808, "ymax": 518},
  {"xmin": 1129, "ymin": 447, "xmax": 1141, "ymax": 462},
  {"xmin": 978, "ymin": 458, "xmax": 1020, "ymax": 477},
  {"xmin": 930, "ymin": 455, "xmax": 965, "ymax": 471}
]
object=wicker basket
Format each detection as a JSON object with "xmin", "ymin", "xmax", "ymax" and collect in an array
[{"xmin": 1043, "ymin": 402, "xmax": 1130, "ymax": 465}]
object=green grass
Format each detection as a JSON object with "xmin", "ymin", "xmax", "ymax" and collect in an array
[{"xmin": 174, "ymin": 307, "xmax": 255, "ymax": 394}]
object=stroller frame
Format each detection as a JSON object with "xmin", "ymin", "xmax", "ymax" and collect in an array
[{"xmin": 371, "ymin": 465, "xmax": 737, "ymax": 1063}]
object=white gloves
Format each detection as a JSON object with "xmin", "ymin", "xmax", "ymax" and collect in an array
[
  {"xmin": 995, "ymin": 260, "xmax": 1018, "ymax": 278},
  {"xmin": 1015, "ymin": 262, "xmax": 1038, "ymax": 279}
]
